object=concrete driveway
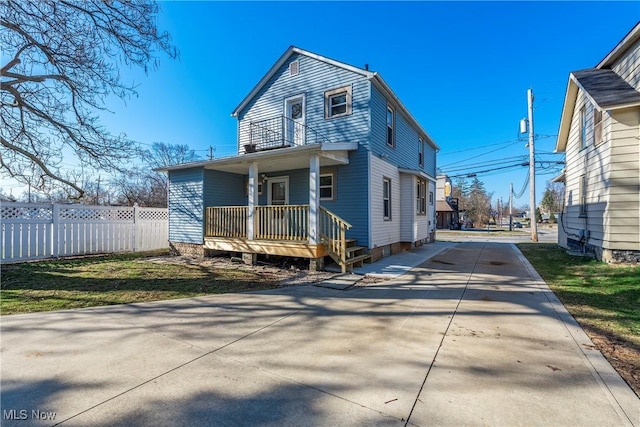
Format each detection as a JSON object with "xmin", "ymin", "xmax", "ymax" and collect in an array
[{"xmin": 2, "ymin": 243, "xmax": 638, "ymax": 426}]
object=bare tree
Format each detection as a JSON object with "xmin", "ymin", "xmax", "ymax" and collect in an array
[
  {"xmin": 113, "ymin": 142, "xmax": 199, "ymax": 207},
  {"xmin": 0, "ymin": 0, "xmax": 177, "ymax": 198}
]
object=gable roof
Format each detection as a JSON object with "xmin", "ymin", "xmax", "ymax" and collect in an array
[
  {"xmin": 555, "ymin": 23, "xmax": 640, "ymax": 153},
  {"xmin": 573, "ymin": 68, "xmax": 640, "ymax": 109},
  {"xmin": 231, "ymin": 46, "xmax": 439, "ymax": 151}
]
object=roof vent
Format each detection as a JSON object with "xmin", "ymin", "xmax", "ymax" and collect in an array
[
  {"xmin": 365, "ymin": 64, "xmax": 369, "ymax": 71},
  {"xmin": 289, "ymin": 60, "xmax": 299, "ymax": 76}
]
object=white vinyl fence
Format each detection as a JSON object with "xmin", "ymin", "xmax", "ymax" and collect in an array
[{"xmin": 1, "ymin": 202, "xmax": 168, "ymax": 263}]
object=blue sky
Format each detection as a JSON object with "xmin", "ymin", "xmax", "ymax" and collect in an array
[{"xmin": 98, "ymin": 1, "xmax": 639, "ymax": 206}]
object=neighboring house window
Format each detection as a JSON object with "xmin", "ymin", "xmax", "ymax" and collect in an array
[
  {"xmin": 593, "ymin": 109, "xmax": 603, "ymax": 145},
  {"xmin": 386, "ymin": 105, "xmax": 395, "ymax": 148},
  {"xmin": 419, "ymin": 137, "xmax": 424, "ymax": 168},
  {"xmin": 579, "ymin": 105, "xmax": 587, "ymax": 150},
  {"xmin": 324, "ymin": 86, "xmax": 352, "ymax": 119},
  {"xmin": 320, "ymin": 173, "xmax": 334, "ymax": 200},
  {"xmin": 416, "ymin": 180, "xmax": 426, "ymax": 215},
  {"xmin": 579, "ymin": 175, "xmax": 587, "ymax": 217},
  {"xmin": 289, "ymin": 60, "xmax": 299, "ymax": 76},
  {"xmin": 383, "ymin": 178, "xmax": 392, "ymax": 219}
]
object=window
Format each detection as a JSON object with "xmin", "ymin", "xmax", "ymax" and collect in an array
[
  {"xmin": 579, "ymin": 175, "xmax": 587, "ymax": 217},
  {"xmin": 386, "ymin": 105, "xmax": 395, "ymax": 147},
  {"xmin": 429, "ymin": 191, "xmax": 434, "ymax": 205},
  {"xmin": 416, "ymin": 180, "xmax": 426, "ymax": 215},
  {"xmin": 579, "ymin": 105, "xmax": 587, "ymax": 150},
  {"xmin": 319, "ymin": 173, "xmax": 334, "ymax": 200},
  {"xmin": 419, "ymin": 137, "xmax": 424, "ymax": 168},
  {"xmin": 383, "ymin": 178, "xmax": 392, "ymax": 220},
  {"xmin": 324, "ymin": 86, "xmax": 352, "ymax": 119},
  {"xmin": 593, "ymin": 109, "xmax": 603, "ymax": 145},
  {"xmin": 289, "ymin": 60, "xmax": 299, "ymax": 76}
]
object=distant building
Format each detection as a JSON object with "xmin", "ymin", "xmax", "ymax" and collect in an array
[{"xmin": 436, "ymin": 174, "xmax": 460, "ymax": 229}]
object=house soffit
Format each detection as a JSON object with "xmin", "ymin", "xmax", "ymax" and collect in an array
[{"xmin": 202, "ymin": 143, "xmax": 356, "ymax": 175}]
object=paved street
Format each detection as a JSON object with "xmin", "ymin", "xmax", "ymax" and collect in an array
[{"xmin": 2, "ymin": 242, "xmax": 637, "ymax": 426}]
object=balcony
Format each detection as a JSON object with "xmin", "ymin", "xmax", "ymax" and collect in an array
[{"xmin": 246, "ymin": 116, "xmax": 332, "ymax": 153}]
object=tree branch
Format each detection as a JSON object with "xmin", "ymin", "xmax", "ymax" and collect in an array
[{"xmin": 1, "ymin": 136, "xmax": 84, "ymax": 198}]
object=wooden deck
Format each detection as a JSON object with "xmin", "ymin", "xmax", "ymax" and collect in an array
[{"xmin": 203, "ymin": 237, "xmax": 327, "ymax": 259}]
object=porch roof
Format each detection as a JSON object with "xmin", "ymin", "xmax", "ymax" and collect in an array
[{"xmin": 157, "ymin": 142, "xmax": 358, "ymax": 175}]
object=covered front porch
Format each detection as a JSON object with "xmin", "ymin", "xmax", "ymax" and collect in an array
[{"xmin": 200, "ymin": 143, "xmax": 365, "ymax": 272}]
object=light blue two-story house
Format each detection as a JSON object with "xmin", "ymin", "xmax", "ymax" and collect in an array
[{"xmin": 161, "ymin": 47, "xmax": 439, "ymax": 272}]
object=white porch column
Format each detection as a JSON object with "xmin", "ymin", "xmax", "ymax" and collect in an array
[
  {"xmin": 309, "ymin": 154, "xmax": 320, "ymax": 244},
  {"xmin": 247, "ymin": 162, "xmax": 258, "ymax": 241}
]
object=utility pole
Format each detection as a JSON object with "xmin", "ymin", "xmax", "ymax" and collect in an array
[
  {"xmin": 209, "ymin": 146, "xmax": 214, "ymax": 160},
  {"xmin": 527, "ymin": 89, "xmax": 538, "ymax": 242},
  {"xmin": 509, "ymin": 182, "xmax": 513, "ymax": 231}
]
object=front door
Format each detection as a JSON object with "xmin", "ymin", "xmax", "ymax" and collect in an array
[
  {"xmin": 284, "ymin": 95, "xmax": 305, "ymax": 146},
  {"xmin": 267, "ymin": 177, "xmax": 289, "ymax": 237},
  {"xmin": 268, "ymin": 177, "xmax": 289, "ymax": 205}
]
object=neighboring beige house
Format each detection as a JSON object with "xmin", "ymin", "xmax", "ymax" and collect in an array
[
  {"xmin": 436, "ymin": 174, "xmax": 460, "ymax": 229},
  {"xmin": 555, "ymin": 22, "xmax": 640, "ymax": 262}
]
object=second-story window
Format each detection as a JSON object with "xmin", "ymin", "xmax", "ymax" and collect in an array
[
  {"xmin": 419, "ymin": 137, "xmax": 424, "ymax": 168},
  {"xmin": 593, "ymin": 109, "xmax": 603, "ymax": 145},
  {"xmin": 386, "ymin": 105, "xmax": 395, "ymax": 148},
  {"xmin": 325, "ymin": 86, "xmax": 352, "ymax": 119},
  {"xmin": 579, "ymin": 105, "xmax": 587, "ymax": 150}
]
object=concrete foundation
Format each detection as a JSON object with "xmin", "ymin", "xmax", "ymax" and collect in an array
[
  {"xmin": 309, "ymin": 257, "xmax": 324, "ymax": 272},
  {"xmin": 242, "ymin": 252, "xmax": 257, "ymax": 265}
]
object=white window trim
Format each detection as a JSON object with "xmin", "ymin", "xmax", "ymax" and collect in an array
[
  {"xmin": 386, "ymin": 105, "xmax": 395, "ymax": 148},
  {"xmin": 324, "ymin": 85, "xmax": 352, "ymax": 119},
  {"xmin": 289, "ymin": 60, "xmax": 299, "ymax": 76},
  {"xmin": 579, "ymin": 105, "xmax": 587, "ymax": 150},
  {"xmin": 416, "ymin": 179, "xmax": 426, "ymax": 215},
  {"xmin": 319, "ymin": 173, "xmax": 334, "ymax": 201},
  {"xmin": 383, "ymin": 177, "xmax": 392, "ymax": 220}
]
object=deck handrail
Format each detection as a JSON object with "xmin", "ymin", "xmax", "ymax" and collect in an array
[
  {"xmin": 319, "ymin": 206, "xmax": 352, "ymax": 272},
  {"xmin": 205, "ymin": 206, "xmax": 247, "ymax": 238},
  {"xmin": 255, "ymin": 205, "xmax": 309, "ymax": 241},
  {"xmin": 248, "ymin": 115, "xmax": 332, "ymax": 152}
]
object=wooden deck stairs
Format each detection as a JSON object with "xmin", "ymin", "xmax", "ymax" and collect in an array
[{"xmin": 344, "ymin": 239, "xmax": 371, "ymax": 271}]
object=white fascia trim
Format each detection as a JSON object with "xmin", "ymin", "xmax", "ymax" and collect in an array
[
  {"xmin": 370, "ymin": 74, "xmax": 440, "ymax": 151},
  {"xmin": 398, "ymin": 168, "xmax": 436, "ymax": 182},
  {"xmin": 320, "ymin": 142, "xmax": 358, "ymax": 151},
  {"xmin": 555, "ymin": 78, "xmax": 578, "ymax": 153}
]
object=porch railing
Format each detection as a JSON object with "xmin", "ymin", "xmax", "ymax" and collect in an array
[
  {"xmin": 205, "ymin": 206, "xmax": 352, "ymax": 269},
  {"xmin": 255, "ymin": 205, "xmax": 309, "ymax": 241},
  {"xmin": 205, "ymin": 207, "xmax": 247, "ymax": 238},
  {"xmin": 205, "ymin": 205, "xmax": 310, "ymax": 241},
  {"xmin": 319, "ymin": 206, "xmax": 352, "ymax": 271},
  {"xmin": 247, "ymin": 115, "xmax": 332, "ymax": 152}
]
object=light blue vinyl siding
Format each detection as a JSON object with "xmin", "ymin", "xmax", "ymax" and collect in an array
[
  {"xmin": 237, "ymin": 53, "xmax": 370, "ymax": 150},
  {"xmin": 370, "ymin": 85, "xmax": 437, "ymax": 176},
  {"xmin": 324, "ymin": 148, "xmax": 370, "ymax": 246},
  {"xmin": 168, "ymin": 168, "xmax": 204, "ymax": 244},
  {"xmin": 203, "ymin": 170, "xmax": 246, "ymax": 207}
]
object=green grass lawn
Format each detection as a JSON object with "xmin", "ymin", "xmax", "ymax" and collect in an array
[
  {"xmin": 517, "ymin": 243, "xmax": 640, "ymax": 347},
  {"xmin": 0, "ymin": 251, "xmax": 280, "ymax": 315}
]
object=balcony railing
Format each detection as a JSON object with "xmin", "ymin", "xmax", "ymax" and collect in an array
[{"xmin": 247, "ymin": 115, "xmax": 332, "ymax": 152}]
